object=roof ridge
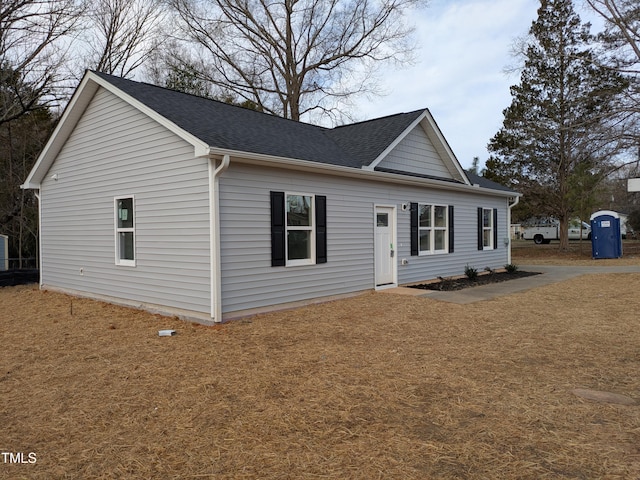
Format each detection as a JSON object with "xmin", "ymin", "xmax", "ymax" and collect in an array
[
  {"xmin": 90, "ymin": 70, "xmax": 332, "ymax": 132},
  {"xmin": 91, "ymin": 71, "xmax": 430, "ymax": 136},
  {"xmin": 87, "ymin": 72, "xmax": 456, "ymax": 172},
  {"xmin": 330, "ymin": 108, "xmax": 426, "ymax": 130}
]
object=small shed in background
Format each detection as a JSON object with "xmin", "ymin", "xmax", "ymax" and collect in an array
[
  {"xmin": 0, "ymin": 235, "xmax": 8, "ymax": 271},
  {"xmin": 590, "ymin": 211, "xmax": 622, "ymax": 259}
]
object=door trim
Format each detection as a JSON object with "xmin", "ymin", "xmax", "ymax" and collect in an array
[{"xmin": 374, "ymin": 204, "xmax": 397, "ymax": 289}]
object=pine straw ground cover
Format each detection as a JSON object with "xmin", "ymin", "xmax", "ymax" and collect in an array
[
  {"xmin": 512, "ymin": 238, "xmax": 640, "ymax": 265},
  {"xmin": 1, "ymin": 247, "xmax": 640, "ymax": 478}
]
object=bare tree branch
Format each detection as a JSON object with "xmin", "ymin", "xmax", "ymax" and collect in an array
[
  {"xmin": 77, "ymin": 0, "xmax": 167, "ymax": 78},
  {"xmin": 585, "ymin": 0, "xmax": 640, "ymax": 65},
  {"xmin": 0, "ymin": 0, "xmax": 83, "ymax": 125},
  {"xmin": 168, "ymin": 0, "xmax": 425, "ymax": 121}
]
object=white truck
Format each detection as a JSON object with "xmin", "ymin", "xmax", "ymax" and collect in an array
[{"xmin": 522, "ymin": 220, "xmax": 591, "ymax": 244}]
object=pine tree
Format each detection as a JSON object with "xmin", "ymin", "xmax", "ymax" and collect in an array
[{"xmin": 486, "ymin": 0, "xmax": 629, "ymax": 250}]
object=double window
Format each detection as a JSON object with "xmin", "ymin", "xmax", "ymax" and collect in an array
[
  {"xmin": 271, "ymin": 191, "xmax": 327, "ymax": 267},
  {"xmin": 410, "ymin": 203, "xmax": 454, "ymax": 255},
  {"xmin": 115, "ymin": 196, "xmax": 135, "ymax": 266},
  {"xmin": 418, "ymin": 204, "xmax": 449, "ymax": 254}
]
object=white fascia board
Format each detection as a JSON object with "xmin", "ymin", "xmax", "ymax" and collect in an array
[
  {"xmin": 22, "ymin": 71, "xmax": 210, "ymax": 189},
  {"xmin": 88, "ymin": 73, "xmax": 210, "ymax": 158},
  {"xmin": 364, "ymin": 109, "xmax": 470, "ymax": 186},
  {"xmin": 22, "ymin": 74, "xmax": 100, "ymax": 189},
  {"xmin": 421, "ymin": 112, "xmax": 470, "ymax": 185},
  {"xmin": 208, "ymin": 147, "xmax": 516, "ymax": 198},
  {"xmin": 367, "ymin": 110, "xmax": 427, "ymax": 170}
]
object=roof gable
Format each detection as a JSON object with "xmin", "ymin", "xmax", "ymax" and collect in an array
[
  {"xmin": 376, "ymin": 124, "xmax": 457, "ymax": 181},
  {"xmin": 23, "ymin": 71, "xmax": 211, "ymax": 188},
  {"xmin": 324, "ymin": 110, "xmax": 424, "ymax": 168},
  {"xmin": 365, "ymin": 110, "xmax": 468, "ymax": 184},
  {"xmin": 93, "ymin": 72, "xmax": 357, "ymax": 167},
  {"xmin": 25, "ymin": 71, "xmax": 479, "ymax": 191}
]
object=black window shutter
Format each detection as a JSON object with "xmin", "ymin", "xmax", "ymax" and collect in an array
[
  {"xmin": 410, "ymin": 203, "xmax": 418, "ymax": 256},
  {"xmin": 493, "ymin": 208, "xmax": 498, "ymax": 249},
  {"xmin": 315, "ymin": 195, "xmax": 327, "ymax": 264},
  {"xmin": 477, "ymin": 207, "xmax": 483, "ymax": 250},
  {"xmin": 448, "ymin": 205, "xmax": 454, "ymax": 253},
  {"xmin": 270, "ymin": 191, "xmax": 285, "ymax": 266}
]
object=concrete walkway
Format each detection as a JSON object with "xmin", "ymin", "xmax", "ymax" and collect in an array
[{"xmin": 381, "ymin": 264, "xmax": 640, "ymax": 304}]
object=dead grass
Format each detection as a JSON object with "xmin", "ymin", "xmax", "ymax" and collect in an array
[
  {"xmin": 1, "ymin": 244, "xmax": 640, "ymax": 479},
  {"xmin": 512, "ymin": 238, "xmax": 640, "ymax": 265}
]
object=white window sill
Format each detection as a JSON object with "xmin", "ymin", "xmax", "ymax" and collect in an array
[
  {"xmin": 286, "ymin": 259, "xmax": 315, "ymax": 267},
  {"xmin": 116, "ymin": 260, "xmax": 136, "ymax": 267}
]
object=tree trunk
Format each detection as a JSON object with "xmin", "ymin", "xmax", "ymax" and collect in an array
[{"xmin": 559, "ymin": 215, "xmax": 570, "ymax": 251}]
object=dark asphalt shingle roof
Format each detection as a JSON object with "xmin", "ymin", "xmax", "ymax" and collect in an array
[
  {"xmin": 94, "ymin": 71, "xmax": 420, "ymax": 169},
  {"xmin": 465, "ymin": 171, "xmax": 516, "ymax": 193},
  {"xmin": 92, "ymin": 72, "xmax": 516, "ymax": 194},
  {"xmin": 325, "ymin": 110, "xmax": 425, "ymax": 167}
]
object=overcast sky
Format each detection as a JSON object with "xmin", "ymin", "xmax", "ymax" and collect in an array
[{"xmin": 354, "ymin": 0, "xmax": 600, "ymax": 170}]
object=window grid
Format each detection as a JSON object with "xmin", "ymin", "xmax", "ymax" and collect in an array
[
  {"xmin": 419, "ymin": 203, "xmax": 448, "ymax": 254},
  {"xmin": 483, "ymin": 208, "xmax": 493, "ymax": 249},
  {"xmin": 285, "ymin": 193, "xmax": 315, "ymax": 266},
  {"xmin": 115, "ymin": 196, "xmax": 135, "ymax": 266}
]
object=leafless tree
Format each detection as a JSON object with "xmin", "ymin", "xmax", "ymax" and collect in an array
[
  {"xmin": 79, "ymin": 0, "xmax": 167, "ymax": 78},
  {"xmin": 169, "ymin": 0, "xmax": 426, "ymax": 122},
  {"xmin": 0, "ymin": 0, "xmax": 83, "ymax": 125},
  {"xmin": 0, "ymin": 1, "xmax": 82, "ymax": 268},
  {"xmin": 585, "ymin": 0, "xmax": 639, "ymax": 135},
  {"xmin": 585, "ymin": 0, "xmax": 639, "ymax": 67}
]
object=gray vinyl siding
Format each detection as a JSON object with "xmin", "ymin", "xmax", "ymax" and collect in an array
[
  {"xmin": 40, "ymin": 87, "xmax": 211, "ymax": 314},
  {"xmin": 377, "ymin": 126, "xmax": 454, "ymax": 179},
  {"xmin": 219, "ymin": 163, "xmax": 509, "ymax": 314},
  {"xmin": 37, "ymin": 85, "xmax": 510, "ymax": 318}
]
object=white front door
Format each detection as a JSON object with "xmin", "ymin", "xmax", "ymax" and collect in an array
[{"xmin": 375, "ymin": 206, "xmax": 396, "ymax": 286}]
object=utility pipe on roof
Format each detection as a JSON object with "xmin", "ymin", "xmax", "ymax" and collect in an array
[
  {"xmin": 507, "ymin": 195, "xmax": 520, "ymax": 265},
  {"xmin": 209, "ymin": 154, "xmax": 230, "ymax": 323}
]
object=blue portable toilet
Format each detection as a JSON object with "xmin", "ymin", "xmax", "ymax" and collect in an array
[{"xmin": 590, "ymin": 210, "xmax": 622, "ymax": 259}]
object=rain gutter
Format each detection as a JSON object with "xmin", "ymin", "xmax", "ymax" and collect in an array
[{"xmin": 209, "ymin": 154, "xmax": 230, "ymax": 322}]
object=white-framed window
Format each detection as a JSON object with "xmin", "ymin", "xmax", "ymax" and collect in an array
[
  {"xmin": 482, "ymin": 208, "xmax": 493, "ymax": 249},
  {"xmin": 286, "ymin": 193, "xmax": 315, "ymax": 266},
  {"xmin": 419, "ymin": 204, "xmax": 448, "ymax": 254},
  {"xmin": 115, "ymin": 196, "xmax": 136, "ymax": 266}
]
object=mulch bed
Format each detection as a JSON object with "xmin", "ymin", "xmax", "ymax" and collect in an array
[{"xmin": 409, "ymin": 270, "xmax": 540, "ymax": 291}]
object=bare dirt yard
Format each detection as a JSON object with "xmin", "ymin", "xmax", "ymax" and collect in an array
[{"xmin": 1, "ymin": 241, "xmax": 640, "ymax": 479}]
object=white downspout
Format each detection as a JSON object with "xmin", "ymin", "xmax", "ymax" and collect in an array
[
  {"xmin": 507, "ymin": 195, "xmax": 520, "ymax": 265},
  {"xmin": 209, "ymin": 154, "xmax": 230, "ymax": 323}
]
